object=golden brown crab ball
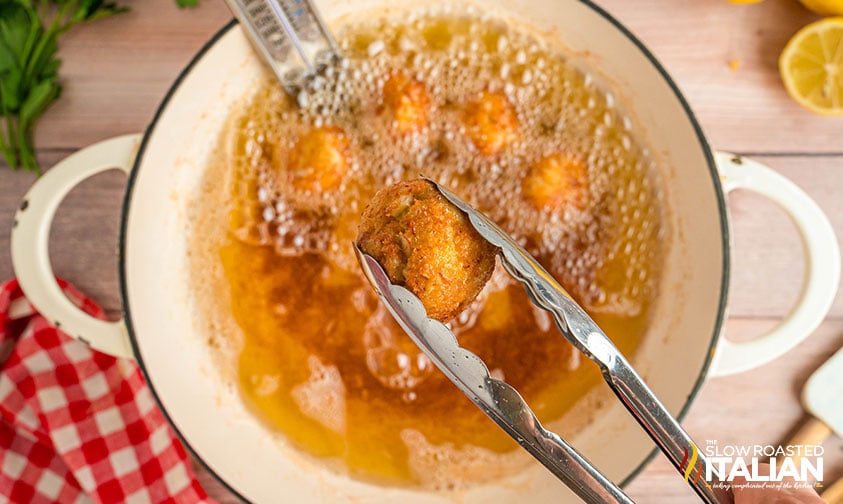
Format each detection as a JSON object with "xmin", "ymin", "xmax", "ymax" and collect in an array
[
  {"xmin": 286, "ymin": 126, "xmax": 350, "ymax": 192},
  {"xmin": 521, "ymin": 153, "xmax": 589, "ymax": 211},
  {"xmin": 381, "ymin": 72, "xmax": 431, "ymax": 135},
  {"xmin": 357, "ymin": 180, "xmax": 498, "ymax": 322},
  {"xmin": 462, "ymin": 90, "xmax": 519, "ymax": 156}
]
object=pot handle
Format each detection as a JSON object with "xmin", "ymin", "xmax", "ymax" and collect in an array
[
  {"xmin": 709, "ymin": 152, "xmax": 840, "ymax": 377},
  {"xmin": 10, "ymin": 134, "xmax": 142, "ymax": 360}
]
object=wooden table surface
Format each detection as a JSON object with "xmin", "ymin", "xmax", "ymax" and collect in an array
[{"xmin": 1, "ymin": 0, "xmax": 841, "ymax": 502}]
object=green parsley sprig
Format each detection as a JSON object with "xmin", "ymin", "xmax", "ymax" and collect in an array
[{"xmin": 0, "ymin": 0, "xmax": 127, "ymax": 173}]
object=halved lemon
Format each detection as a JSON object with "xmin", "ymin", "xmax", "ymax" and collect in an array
[
  {"xmin": 798, "ymin": 0, "xmax": 843, "ymax": 16},
  {"xmin": 779, "ymin": 18, "xmax": 843, "ymax": 116}
]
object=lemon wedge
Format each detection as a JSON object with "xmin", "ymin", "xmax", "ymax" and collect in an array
[
  {"xmin": 798, "ymin": 0, "xmax": 843, "ymax": 16},
  {"xmin": 779, "ymin": 18, "xmax": 843, "ymax": 116}
]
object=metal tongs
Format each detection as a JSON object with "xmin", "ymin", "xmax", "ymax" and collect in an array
[
  {"xmin": 355, "ymin": 179, "xmax": 733, "ymax": 504},
  {"xmin": 222, "ymin": 0, "xmax": 340, "ymax": 93}
]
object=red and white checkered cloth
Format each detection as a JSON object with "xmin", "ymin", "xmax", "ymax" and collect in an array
[{"xmin": 0, "ymin": 279, "xmax": 216, "ymax": 503}]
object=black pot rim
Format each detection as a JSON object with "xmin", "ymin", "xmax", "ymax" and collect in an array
[{"xmin": 118, "ymin": 2, "xmax": 730, "ymax": 501}]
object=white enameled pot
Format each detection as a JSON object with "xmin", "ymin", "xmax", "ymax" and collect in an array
[{"xmin": 10, "ymin": 0, "xmax": 841, "ymax": 502}]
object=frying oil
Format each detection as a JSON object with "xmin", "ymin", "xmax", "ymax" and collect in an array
[{"xmin": 212, "ymin": 6, "xmax": 666, "ymax": 489}]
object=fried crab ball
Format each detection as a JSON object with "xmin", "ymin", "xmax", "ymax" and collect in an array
[
  {"xmin": 381, "ymin": 72, "xmax": 431, "ymax": 135},
  {"xmin": 357, "ymin": 180, "xmax": 498, "ymax": 322},
  {"xmin": 286, "ymin": 126, "xmax": 350, "ymax": 192},
  {"xmin": 462, "ymin": 90, "xmax": 519, "ymax": 156},
  {"xmin": 521, "ymin": 153, "xmax": 589, "ymax": 211}
]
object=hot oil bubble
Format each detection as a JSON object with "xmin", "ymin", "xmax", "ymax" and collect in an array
[
  {"xmin": 290, "ymin": 355, "xmax": 347, "ymax": 434},
  {"xmin": 363, "ymin": 307, "xmax": 433, "ymax": 391},
  {"xmin": 400, "ymin": 429, "xmax": 528, "ymax": 490}
]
